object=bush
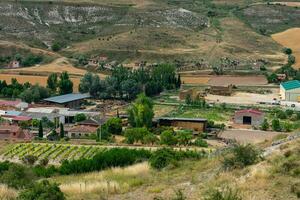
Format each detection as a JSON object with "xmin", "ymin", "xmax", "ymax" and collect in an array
[
  {"xmin": 17, "ymin": 180, "xmax": 65, "ymax": 200},
  {"xmin": 223, "ymin": 144, "xmax": 261, "ymax": 170},
  {"xmin": 272, "ymin": 119, "xmax": 282, "ymax": 132},
  {"xmin": 283, "ymin": 47, "xmax": 292, "ymax": 55},
  {"xmin": 124, "ymin": 127, "xmax": 151, "ymax": 144},
  {"xmin": 22, "ymin": 155, "xmax": 38, "ymax": 165},
  {"xmin": 160, "ymin": 130, "xmax": 178, "ymax": 146},
  {"xmin": 176, "ymin": 130, "xmax": 193, "ymax": 146},
  {"xmin": 105, "ymin": 117, "xmax": 123, "ymax": 135},
  {"xmin": 149, "ymin": 148, "xmax": 176, "ymax": 170},
  {"xmin": 74, "ymin": 113, "xmax": 86, "ymax": 122},
  {"xmin": 276, "ymin": 110, "xmax": 287, "ymax": 119},
  {"xmin": 0, "ymin": 164, "xmax": 35, "ymax": 189},
  {"xmin": 260, "ymin": 118, "xmax": 269, "ymax": 131},
  {"xmin": 204, "ymin": 186, "xmax": 242, "ymax": 200},
  {"xmin": 149, "ymin": 148, "xmax": 206, "ymax": 170},
  {"xmin": 291, "ymin": 182, "xmax": 300, "ymax": 198},
  {"xmin": 59, "ymin": 148, "xmax": 151, "ymax": 175},
  {"xmin": 194, "ymin": 137, "xmax": 208, "ymax": 147},
  {"xmin": 33, "ymin": 165, "xmax": 57, "ymax": 178}
]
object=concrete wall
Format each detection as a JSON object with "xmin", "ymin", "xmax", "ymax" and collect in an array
[
  {"xmin": 285, "ymin": 88, "xmax": 300, "ymax": 102},
  {"xmin": 171, "ymin": 121, "xmax": 205, "ymax": 132},
  {"xmin": 234, "ymin": 113, "xmax": 264, "ymax": 126}
]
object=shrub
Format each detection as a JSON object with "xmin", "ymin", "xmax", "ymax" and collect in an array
[
  {"xmin": 59, "ymin": 148, "xmax": 151, "ymax": 175},
  {"xmin": 260, "ymin": 118, "xmax": 269, "ymax": 131},
  {"xmin": 204, "ymin": 186, "xmax": 242, "ymax": 200},
  {"xmin": 176, "ymin": 130, "xmax": 193, "ymax": 146},
  {"xmin": 105, "ymin": 117, "xmax": 123, "ymax": 135},
  {"xmin": 271, "ymin": 119, "xmax": 282, "ymax": 132},
  {"xmin": 33, "ymin": 165, "xmax": 57, "ymax": 178},
  {"xmin": 22, "ymin": 155, "xmax": 38, "ymax": 165},
  {"xmin": 0, "ymin": 164, "xmax": 35, "ymax": 189},
  {"xmin": 223, "ymin": 144, "xmax": 261, "ymax": 170},
  {"xmin": 17, "ymin": 180, "xmax": 65, "ymax": 200},
  {"xmin": 149, "ymin": 148, "xmax": 177, "ymax": 170},
  {"xmin": 194, "ymin": 138, "xmax": 208, "ymax": 147},
  {"xmin": 285, "ymin": 109, "xmax": 294, "ymax": 117},
  {"xmin": 291, "ymin": 182, "xmax": 300, "ymax": 198},
  {"xmin": 124, "ymin": 127, "xmax": 151, "ymax": 144},
  {"xmin": 160, "ymin": 130, "xmax": 178, "ymax": 146},
  {"xmin": 283, "ymin": 47, "xmax": 292, "ymax": 55},
  {"xmin": 74, "ymin": 113, "xmax": 86, "ymax": 122},
  {"xmin": 276, "ymin": 110, "xmax": 287, "ymax": 119}
]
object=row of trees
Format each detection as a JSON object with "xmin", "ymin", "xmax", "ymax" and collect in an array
[
  {"xmin": 79, "ymin": 64, "xmax": 181, "ymax": 100},
  {"xmin": 0, "ymin": 71, "xmax": 73, "ymax": 103},
  {"xmin": 267, "ymin": 47, "xmax": 298, "ymax": 83},
  {"xmin": 0, "ymin": 53, "xmax": 44, "ymax": 67}
]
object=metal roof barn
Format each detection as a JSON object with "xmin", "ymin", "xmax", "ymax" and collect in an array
[{"xmin": 44, "ymin": 93, "xmax": 91, "ymax": 104}]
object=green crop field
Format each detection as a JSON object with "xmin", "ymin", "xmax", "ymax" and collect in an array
[{"xmin": 0, "ymin": 143, "xmax": 105, "ymax": 163}]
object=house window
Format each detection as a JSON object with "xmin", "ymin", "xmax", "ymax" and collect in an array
[{"xmin": 13, "ymin": 132, "xmax": 16, "ymax": 136}]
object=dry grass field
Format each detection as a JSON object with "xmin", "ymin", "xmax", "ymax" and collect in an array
[
  {"xmin": 208, "ymin": 75, "xmax": 268, "ymax": 86},
  {"xmin": 180, "ymin": 76, "xmax": 211, "ymax": 84},
  {"xmin": 272, "ymin": 28, "xmax": 300, "ymax": 69},
  {"xmin": 0, "ymin": 74, "xmax": 81, "ymax": 92}
]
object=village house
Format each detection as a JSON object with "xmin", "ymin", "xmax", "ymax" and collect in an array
[
  {"xmin": 233, "ymin": 109, "xmax": 264, "ymax": 126},
  {"xmin": 156, "ymin": 117, "xmax": 207, "ymax": 133},
  {"xmin": 7, "ymin": 60, "xmax": 20, "ymax": 68},
  {"xmin": 64, "ymin": 125, "xmax": 98, "ymax": 138},
  {"xmin": 0, "ymin": 124, "xmax": 32, "ymax": 141},
  {"xmin": 0, "ymin": 100, "xmax": 28, "ymax": 111},
  {"xmin": 280, "ymin": 80, "xmax": 300, "ymax": 102}
]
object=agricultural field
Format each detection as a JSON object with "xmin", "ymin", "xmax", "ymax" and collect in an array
[
  {"xmin": 272, "ymin": 28, "xmax": 300, "ymax": 68},
  {"xmin": 0, "ymin": 143, "xmax": 106, "ymax": 164},
  {"xmin": 0, "ymin": 74, "xmax": 81, "ymax": 92}
]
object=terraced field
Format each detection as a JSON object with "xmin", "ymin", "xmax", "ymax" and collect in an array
[{"xmin": 0, "ymin": 143, "xmax": 106, "ymax": 163}]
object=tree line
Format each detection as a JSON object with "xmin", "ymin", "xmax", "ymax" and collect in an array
[{"xmin": 79, "ymin": 64, "xmax": 181, "ymax": 100}]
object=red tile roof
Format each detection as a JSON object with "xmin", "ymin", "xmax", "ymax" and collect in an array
[
  {"xmin": 0, "ymin": 125, "xmax": 21, "ymax": 132},
  {"xmin": 235, "ymin": 109, "xmax": 263, "ymax": 115},
  {"xmin": 12, "ymin": 116, "xmax": 32, "ymax": 121},
  {"xmin": 0, "ymin": 100, "xmax": 20, "ymax": 107},
  {"xmin": 68, "ymin": 125, "xmax": 97, "ymax": 133}
]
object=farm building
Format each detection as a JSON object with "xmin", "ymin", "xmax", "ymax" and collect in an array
[
  {"xmin": 44, "ymin": 93, "xmax": 91, "ymax": 109},
  {"xmin": 179, "ymin": 89, "xmax": 204, "ymax": 101},
  {"xmin": 7, "ymin": 60, "xmax": 20, "ymax": 68},
  {"xmin": 0, "ymin": 100, "xmax": 28, "ymax": 110},
  {"xmin": 233, "ymin": 109, "xmax": 264, "ymax": 126},
  {"xmin": 156, "ymin": 117, "xmax": 207, "ymax": 132},
  {"xmin": 280, "ymin": 80, "xmax": 300, "ymax": 102},
  {"xmin": 0, "ymin": 124, "xmax": 32, "ymax": 140},
  {"xmin": 209, "ymin": 85, "xmax": 233, "ymax": 96},
  {"xmin": 64, "ymin": 125, "xmax": 98, "ymax": 138}
]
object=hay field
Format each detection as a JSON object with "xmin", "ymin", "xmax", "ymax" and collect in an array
[
  {"xmin": 269, "ymin": 2, "xmax": 300, "ymax": 7},
  {"xmin": 272, "ymin": 28, "xmax": 300, "ymax": 69},
  {"xmin": 8, "ymin": 57, "xmax": 106, "ymax": 79},
  {"xmin": 180, "ymin": 76, "xmax": 211, "ymax": 84},
  {"xmin": 208, "ymin": 75, "xmax": 268, "ymax": 86},
  {"xmin": 0, "ymin": 74, "xmax": 81, "ymax": 92}
]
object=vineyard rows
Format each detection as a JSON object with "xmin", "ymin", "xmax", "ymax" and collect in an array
[{"xmin": 1, "ymin": 143, "xmax": 105, "ymax": 162}]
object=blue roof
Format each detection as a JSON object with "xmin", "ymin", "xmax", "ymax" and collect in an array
[
  {"xmin": 5, "ymin": 110, "xmax": 21, "ymax": 116},
  {"xmin": 281, "ymin": 80, "xmax": 300, "ymax": 90},
  {"xmin": 44, "ymin": 93, "xmax": 91, "ymax": 104}
]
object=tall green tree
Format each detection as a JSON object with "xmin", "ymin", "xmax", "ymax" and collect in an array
[
  {"xmin": 127, "ymin": 94, "xmax": 154, "ymax": 128},
  {"xmin": 47, "ymin": 73, "xmax": 58, "ymax": 92},
  {"xmin": 60, "ymin": 123, "xmax": 65, "ymax": 138},
  {"xmin": 58, "ymin": 71, "xmax": 73, "ymax": 94},
  {"xmin": 38, "ymin": 121, "xmax": 43, "ymax": 138}
]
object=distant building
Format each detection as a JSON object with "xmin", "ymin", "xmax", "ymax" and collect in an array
[
  {"xmin": 210, "ymin": 85, "xmax": 233, "ymax": 96},
  {"xmin": 0, "ymin": 124, "xmax": 32, "ymax": 141},
  {"xmin": 7, "ymin": 60, "xmax": 20, "ymax": 68},
  {"xmin": 233, "ymin": 109, "xmax": 264, "ymax": 126},
  {"xmin": 0, "ymin": 100, "xmax": 28, "ymax": 110},
  {"xmin": 179, "ymin": 89, "xmax": 204, "ymax": 101},
  {"xmin": 280, "ymin": 80, "xmax": 300, "ymax": 102},
  {"xmin": 43, "ymin": 93, "xmax": 91, "ymax": 109},
  {"xmin": 156, "ymin": 117, "xmax": 207, "ymax": 132},
  {"xmin": 65, "ymin": 125, "xmax": 98, "ymax": 138}
]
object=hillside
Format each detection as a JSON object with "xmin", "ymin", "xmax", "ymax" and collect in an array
[
  {"xmin": 47, "ymin": 138, "xmax": 300, "ymax": 200},
  {"xmin": 1, "ymin": 0, "xmax": 300, "ymax": 68}
]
